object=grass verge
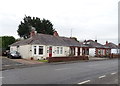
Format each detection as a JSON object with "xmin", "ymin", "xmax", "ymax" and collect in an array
[{"xmin": 38, "ymin": 60, "xmax": 48, "ymax": 62}]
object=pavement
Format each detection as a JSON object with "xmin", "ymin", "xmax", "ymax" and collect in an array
[
  {"xmin": 89, "ymin": 56, "xmax": 109, "ymax": 61},
  {"xmin": 1, "ymin": 56, "xmax": 111, "ymax": 71},
  {"xmin": 2, "ymin": 59, "xmax": 118, "ymax": 84}
]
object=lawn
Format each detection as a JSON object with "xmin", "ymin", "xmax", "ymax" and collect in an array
[{"xmin": 38, "ymin": 59, "xmax": 48, "ymax": 62}]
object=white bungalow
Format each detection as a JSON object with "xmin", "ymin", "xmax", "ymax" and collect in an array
[{"xmin": 10, "ymin": 31, "xmax": 84, "ymax": 60}]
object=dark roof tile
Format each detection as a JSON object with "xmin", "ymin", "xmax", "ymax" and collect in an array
[
  {"xmin": 105, "ymin": 42, "xmax": 118, "ymax": 49},
  {"xmin": 11, "ymin": 34, "xmax": 81, "ymax": 47}
]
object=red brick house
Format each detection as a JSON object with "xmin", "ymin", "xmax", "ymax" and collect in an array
[
  {"xmin": 83, "ymin": 40, "xmax": 111, "ymax": 57},
  {"xmin": 105, "ymin": 41, "xmax": 118, "ymax": 54}
]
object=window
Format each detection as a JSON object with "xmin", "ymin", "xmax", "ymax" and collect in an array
[
  {"xmin": 106, "ymin": 50, "xmax": 109, "ymax": 55},
  {"xmin": 86, "ymin": 48, "xmax": 89, "ymax": 55},
  {"xmin": 98, "ymin": 49, "xmax": 101, "ymax": 55},
  {"xmin": 60, "ymin": 47, "xmax": 63, "ymax": 54},
  {"xmin": 39, "ymin": 46, "xmax": 43, "ymax": 55},
  {"xmin": 34, "ymin": 46, "xmax": 36, "ymax": 54},
  {"xmin": 47, "ymin": 47, "xmax": 49, "ymax": 53},
  {"xmin": 47, "ymin": 50, "xmax": 49, "ymax": 53},
  {"xmin": 57, "ymin": 47, "xmax": 59, "ymax": 54}
]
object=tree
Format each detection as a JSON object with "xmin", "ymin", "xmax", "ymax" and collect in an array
[
  {"xmin": 70, "ymin": 37, "xmax": 79, "ymax": 42},
  {"xmin": 0, "ymin": 36, "xmax": 15, "ymax": 52},
  {"xmin": 17, "ymin": 16, "xmax": 55, "ymax": 39}
]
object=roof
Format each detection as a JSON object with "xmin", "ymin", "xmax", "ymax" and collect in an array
[
  {"xmin": 118, "ymin": 43, "xmax": 120, "ymax": 49},
  {"xmin": 84, "ymin": 40, "xmax": 110, "ymax": 48},
  {"xmin": 79, "ymin": 42, "xmax": 89, "ymax": 48},
  {"xmin": 11, "ymin": 34, "xmax": 81, "ymax": 47},
  {"xmin": 105, "ymin": 42, "xmax": 118, "ymax": 49}
]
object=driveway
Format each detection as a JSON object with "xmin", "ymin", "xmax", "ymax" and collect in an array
[{"xmin": 2, "ymin": 57, "xmax": 44, "ymax": 71}]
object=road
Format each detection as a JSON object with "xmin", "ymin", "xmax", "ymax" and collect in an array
[{"xmin": 2, "ymin": 59, "xmax": 118, "ymax": 84}]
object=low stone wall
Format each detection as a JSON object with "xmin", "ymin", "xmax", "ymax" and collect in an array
[{"xmin": 47, "ymin": 56, "xmax": 89, "ymax": 63}]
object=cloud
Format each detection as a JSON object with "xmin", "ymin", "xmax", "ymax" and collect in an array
[{"xmin": 0, "ymin": 0, "xmax": 119, "ymax": 44}]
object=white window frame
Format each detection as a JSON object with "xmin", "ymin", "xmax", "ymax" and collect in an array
[
  {"xmin": 33, "ymin": 45, "xmax": 44, "ymax": 56},
  {"xmin": 57, "ymin": 47, "xmax": 59, "ymax": 54},
  {"xmin": 34, "ymin": 46, "xmax": 37, "ymax": 55},
  {"xmin": 38, "ymin": 46, "xmax": 43, "ymax": 55},
  {"xmin": 60, "ymin": 47, "xmax": 63, "ymax": 54}
]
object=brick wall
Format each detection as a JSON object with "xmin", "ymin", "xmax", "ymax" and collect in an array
[
  {"xmin": 110, "ymin": 54, "xmax": 120, "ymax": 58},
  {"xmin": 47, "ymin": 56, "xmax": 89, "ymax": 63}
]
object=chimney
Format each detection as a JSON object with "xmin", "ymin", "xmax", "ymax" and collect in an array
[
  {"xmin": 53, "ymin": 31, "xmax": 59, "ymax": 36},
  {"xmin": 106, "ymin": 41, "xmax": 108, "ymax": 45},
  {"xmin": 30, "ymin": 26, "xmax": 37, "ymax": 37},
  {"xmin": 95, "ymin": 40, "xmax": 97, "ymax": 42}
]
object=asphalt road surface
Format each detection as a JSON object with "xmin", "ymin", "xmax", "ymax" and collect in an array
[{"xmin": 2, "ymin": 59, "xmax": 118, "ymax": 84}]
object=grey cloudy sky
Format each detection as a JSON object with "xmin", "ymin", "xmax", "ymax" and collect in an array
[{"xmin": 0, "ymin": 0, "xmax": 119, "ymax": 44}]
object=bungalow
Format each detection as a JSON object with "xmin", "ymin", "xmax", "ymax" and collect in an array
[
  {"xmin": 83, "ymin": 40, "xmax": 111, "ymax": 57},
  {"xmin": 105, "ymin": 41, "xmax": 118, "ymax": 54},
  {"xmin": 10, "ymin": 31, "xmax": 84, "ymax": 60},
  {"xmin": 79, "ymin": 42, "xmax": 89, "ymax": 56}
]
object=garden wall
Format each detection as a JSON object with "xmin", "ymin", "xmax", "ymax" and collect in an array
[{"xmin": 47, "ymin": 56, "xmax": 89, "ymax": 63}]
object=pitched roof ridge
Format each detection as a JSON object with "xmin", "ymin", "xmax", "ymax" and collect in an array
[{"xmin": 37, "ymin": 33, "xmax": 73, "ymax": 40}]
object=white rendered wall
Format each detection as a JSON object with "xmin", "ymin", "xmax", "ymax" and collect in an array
[
  {"xmin": 75, "ymin": 47, "xmax": 78, "ymax": 56},
  {"xmin": 19, "ymin": 45, "xmax": 32, "ymax": 59},
  {"xmin": 32, "ymin": 45, "xmax": 70, "ymax": 60},
  {"xmin": 111, "ymin": 49, "xmax": 118, "ymax": 54},
  {"xmin": 89, "ymin": 48, "xmax": 95, "ymax": 57},
  {"xmin": 52, "ymin": 46, "xmax": 70, "ymax": 57},
  {"xmin": 80, "ymin": 48, "xmax": 82, "ymax": 56},
  {"xmin": 10, "ymin": 45, "xmax": 32, "ymax": 59},
  {"xmin": 10, "ymin": 46, "xmax": 17, "ymax": 52}
]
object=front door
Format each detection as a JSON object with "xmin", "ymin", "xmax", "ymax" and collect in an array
[{"xmin": 49, "ymin": 46, "xmax": 52, "ymax": 57}]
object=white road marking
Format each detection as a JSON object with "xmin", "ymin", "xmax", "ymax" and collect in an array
[
  {"xmin": 111, "ymin": 72, "xmax": 117, "ymax": 75},
  {"xmin": 55, "ymin": 68, "xmax": 71, "ymax": 70},
  {"xmin": 78, "ymin": 80, "xmax": 91, "ymax": 84},
  {"xmin": 99, "ymin": 75, "xmax": 106, "ymax": 79}
]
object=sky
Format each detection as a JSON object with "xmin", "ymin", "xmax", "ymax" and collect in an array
[{"xmin": 0, "ymin": 0, "xmax": 119, "ymax": 44}]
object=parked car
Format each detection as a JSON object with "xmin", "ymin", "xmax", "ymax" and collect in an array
[
  {"xmin": 7, "ymin": 51, "xmax": 21, "ymax": 59},
  {"xmin": 2, "ymin": 50, "xmax": 10, "ymax": 56}
]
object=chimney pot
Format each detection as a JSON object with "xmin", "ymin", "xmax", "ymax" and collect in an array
[
  {"xmin": 53, "ymin": 31, "xmax": 59, "ymax": 36},
  {"xmin": 30, "ymin": 27, "xmax": 37, "ymax": 37},
  {"xmin": 106, "ymin": 41, "xmax": 108, "ymax": 45}
]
